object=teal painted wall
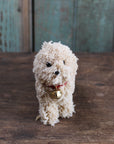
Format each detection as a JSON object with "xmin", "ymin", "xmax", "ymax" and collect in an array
[
  {"xmin": 34, "ymin": 0, "xmax": 75, "ymax": 52},
  {"xmin": 0, "ymin": 0, "xmax": 22, "ymax": 52},
  {"xmin": 0, "ymin": 0, "xmax": 31, "ymax": 52},
  {"xmin": 76, "ymin": 0, "xmax": 114, "ymax": 52},
  {"xmin": 0, "ymin": 0, "xmax": 114, "ymax": 52},
  {"xmin": 34, "ymin": 0, "xmax": 114, "ymax": 52}
]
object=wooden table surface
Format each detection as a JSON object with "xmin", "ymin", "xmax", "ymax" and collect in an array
[{"xmin": 0, "ymin": 53, "xmax": 114, "ymax": 144}]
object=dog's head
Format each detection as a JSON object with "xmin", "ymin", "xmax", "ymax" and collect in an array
[{"xmin": 33, "ymin": 41, "xmax": 78, "ymax": 87}]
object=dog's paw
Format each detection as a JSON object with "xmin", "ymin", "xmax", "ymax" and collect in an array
[
  {"xmin": 48, "ymin": 118, "xmax": 59, "ymax": 126},
  {"xmin": 59, "ymin": 104, "xmax": 75, "ymax": 118},
  {"xmin": 40, "ymin": 112, "xmax": 59, "ymax": 126}
]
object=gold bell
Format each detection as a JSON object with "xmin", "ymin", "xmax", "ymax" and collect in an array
[{"xmin": 51, "ymin": 90, "xmax": 62, "ymax": 99}]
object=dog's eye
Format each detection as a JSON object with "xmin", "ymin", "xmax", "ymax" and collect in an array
[
  {"xmin": 63, "ymin": 60, "xmax": 65, "ymax": 65},
  {"xmin": 46, "ymin": 62, "xmax": 52, "ymax": 67}
]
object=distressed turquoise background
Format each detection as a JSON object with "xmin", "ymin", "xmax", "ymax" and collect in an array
[
  {"xmin": 34, "ymin": 0, "xmax": 74, "ymax": 52},
  {"xmin": 76, "ymin": 0, "xmax": 114, "ymax": 52},
  {"xmin": 34, "ymin": 0, "xmax": 114, "ymax": 52},
  {"xmin": 0, "ymin": 0, "xmax": 22, "ymax": 52},
  {"xmin": 0, "ymin": 0, "xmax": 114, "ymax": 52}
]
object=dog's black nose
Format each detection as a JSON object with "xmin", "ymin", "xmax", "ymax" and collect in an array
[{"xmin": 55, "ymin": 71, "xmax": 60, "ymax": 75}]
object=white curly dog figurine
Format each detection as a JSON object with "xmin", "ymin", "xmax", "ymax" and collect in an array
[{"xmin": 33, "ymin": 41, "xmax": 78, "ymax": 126}]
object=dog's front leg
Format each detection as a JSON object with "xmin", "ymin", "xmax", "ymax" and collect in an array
[
  {"xmin": 59, "ymin": 95, "xmax": 75, "ymax": 118},
  {"xmin": 39, "ymin": 101, "xmax": 59, "ymax": 126}
]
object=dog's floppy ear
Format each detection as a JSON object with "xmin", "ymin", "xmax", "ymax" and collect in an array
[
  {"xmin": 33, "ymin": 54, "xmax": 38, "ymax": 74},
  {"xmin": 71, "ymin": 54, "xmax": 79, "ymax": 76},
  {"xmin": 76, "ymin": 56, "xmax": 79, "ymax": 63}
]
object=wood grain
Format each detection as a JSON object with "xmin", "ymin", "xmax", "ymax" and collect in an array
[
  {"xmin": 0, "ymin": 53, "xmax": 114, "ymax": 144},
  {"xmin": 0, "ymin": 0, "xmax": 31, "ymax": 52}
]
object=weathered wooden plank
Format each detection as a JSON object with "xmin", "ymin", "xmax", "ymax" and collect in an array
[
  {"xmin": 0, "ymin": 53, "xmax": 114, "ymax": 143},
  {"xmin": 34, "ymin": 0, "xmax": 74, "ymax": 52},
  {"xmin": 76, "ymin": 0, "xmax": 114, "ymax": 52},
  {"xmin": 0, "ymin": 0, "xmax": 31, "ymax": 52},
  {"xmin": 21, "ymin": 0, "xmax": 32, "ymax": 52}
]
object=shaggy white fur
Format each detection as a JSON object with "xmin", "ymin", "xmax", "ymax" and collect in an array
[{"xmin": 33, "ymin": 41, "xmax": 78, "ymax": 126}]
